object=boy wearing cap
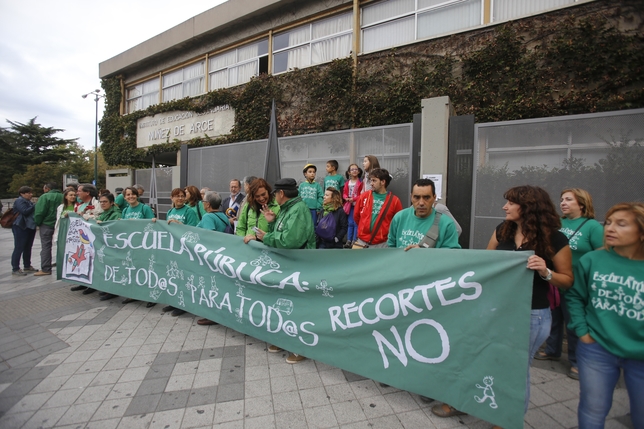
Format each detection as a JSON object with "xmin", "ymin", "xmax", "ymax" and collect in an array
[{"xmin": 298, "ymin": 163, "xmax": 324, "ymax": 224}]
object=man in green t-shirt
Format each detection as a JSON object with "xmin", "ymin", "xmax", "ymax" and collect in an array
[{"xmin": 388, "ymin": 178, "xmax": 460, "ymax": 250}]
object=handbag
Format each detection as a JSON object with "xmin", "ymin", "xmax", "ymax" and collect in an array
[
  {"xmin": 352, "ymin": 192, "xmax": 393, "ymax": 249},
  {"xmin": 1, "ymin": 208, "xmax": 19, "ymax": 229}
]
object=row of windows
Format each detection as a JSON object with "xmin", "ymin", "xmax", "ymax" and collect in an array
[{"xmin": 126, "ymin": 0, "xmax": 582, "ymax": 113}]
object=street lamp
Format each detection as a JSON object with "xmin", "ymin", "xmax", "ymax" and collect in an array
[{"xmin": 82, "ymin": 89, "xmax": 105, "ymax": 186}]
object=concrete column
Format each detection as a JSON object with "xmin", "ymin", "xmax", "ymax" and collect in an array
[{"xmin": 420, "ymin": 96, "xmax": 454, "ymax": 199}]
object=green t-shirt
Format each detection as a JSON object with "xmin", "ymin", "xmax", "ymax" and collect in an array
[
  {"xmin": 122, "ymin": 203, "xmax": 154, "ymax": 220},
  {"xmin": 387, "ymin": 207, "xmax": 461, "ymax": 249},
  {"xmin": 324, "ymin": 174, "xmax": 345, "ymax": 192},
  {"xmin": 167, "ymin": 205, "xmax": 199, "ymax": 226},
  {"xmin": 197, "ymin": 212, "xmax": 229, "ymax": 232},
  {"xmin": 370, "ymin": 191, "xmax": 387, "ymax": 229},
  {"xmin": 566, "ymin": 249, "xmax": 644, "ymax": 360},
  {"xmin": 298, "ymin": 181, "xmax": 324, "ymax": 210},
  {"xmin": 560, "ymin": 217, "xmax": 604, "ymax": 266}
]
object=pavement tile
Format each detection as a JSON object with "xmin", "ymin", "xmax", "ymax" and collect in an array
[
  {"xmin": 56, "ymin": 401, "xmax": 103, "ymax": 425},
  {"xmin": 332, "ymin": 399, "xmax": 368, "ymax": 425},
  {"xmin": 359, "ymin": 395, "xmax": 395, "ymax": 419},
  {"xmin": 89, "ymin": 369, "xmax": 125, "ymax": 386},
  {"xmin": 85, "ymin": 417, "xmax": 121, "ymax": 429},
  {"xmin": 326, "ymin": 383, "xmax": 357, "ymax": 403},
  {"xmin": 524, "ymin": 406, "xmax": 566, "ymax": 428},
  {"xmin": 124, "ymin": 393, "xmax": 162, "ymax": 416},
  {"xmin": 92, "ymin": 397, "xmax": 134, "ymax": 420},
  {"xmin": 272, "ymin": 390, "xmax": 303, "ymax": 413},
  {"xmin": 106, "ymin": 380, "xmax": 143, "ymax": 400},
  {"xmin": 23, "ymin": 405, "xmax": 67, "ymax": 428},
  {"xmin": 157, "ymin": 389, "xmax": 191, "ymax": 411},
  {"xmin": 274, "ymin": 409, "xmax": 307, "ymax": 429},
  {"xmin": 244, "ymin": 414, "xmax": 276, "ymax": 429},
  {"xmin": 303, "ymin": 404, "xmax": 339, "ymax": 429},
  {"xmin": 213, "ymin": 399, "xmax": 244, "ymax": 423},
  {"xmin": 75, "ymin": 384, "xmax": 114, "ymax": 404},
  {"xmin": 192, "ymin": 371, "xmax": 220, "ymax": 389},
  {"xmin": 384, "ymin": 391, "xmax": 421, "ymax": 413},
  {"xmin": 167, "ymin": 374, "xmax": 197, "ymax": 392},
  {"xmin": 319, "ymin": 368, "xmax": 347, "ymax": 386},
  {"xmin": 270, "ymin": 375, "xmax": 298, "ymax": 394},
  {"xmin": 60, "ymin": 372, "xmax": 97, "ymax": 390},
  {"xmin": 0, "ymin": 410, "xmax": 35, "ymax": 429},
  {"xmin": 216, "ymin": 382, "xmax": 244, "ymax": 403},
  {"xmin": 396, "ymin": 409, "xmax": 435, "ymax": 429},
  {"xmin": 30, "ymin": 375, "xmax": 69, "ymax": 393},
  {"xmin": 149, "ymin": 408, "xmax": 185, "ymax": 429},
  {"xmin": 182, "ymin": 403, "xmax": 215, "ymax": 428},
  {"xmin": 136, "ymin": 377, "xmax": 168, "ymax": 396},
  {"xmin": 295, "ymin": 371, "xmax": 324, "ymax": 389},
  {"xmin": 187, "ymin": 386, "xmax": 218, "ymax": 407},
  {"xmin": 5, "ymin": 391, "xmax": 54, "ymax": 414},
  {"xmin": 244, "ymin": 378, "xmax": 271, "ymax": 398},
  {"xmin": 115, "ymin": 413, "xmax": 154, "ymax": 429}
]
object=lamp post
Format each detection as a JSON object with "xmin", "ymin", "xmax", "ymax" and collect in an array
[{"xmin": 82, "ymin": 89, "xmax": 105, "ymax": 186}]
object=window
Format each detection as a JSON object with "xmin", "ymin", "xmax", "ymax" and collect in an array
[
  {"xmin": 492, "ymin": 0, "xmax": 579, "ymax": 22},
  {"xmin": 362, "ymin": 0, "xmax": 482, "ymax": 53},
  {"xmin": 209, "ymin": 39, "xmax": 269, "ymax": 91},
  {"xmin": 126, "ymin": 78, "xmax": 159, "ymax": 113},
  {"xmin": 273, "ymin": 12, "xmax": 353, "ymax": 74},
  {"xmin": 162, "ymin": 61, "xmax": 205, "ymax": 102}
]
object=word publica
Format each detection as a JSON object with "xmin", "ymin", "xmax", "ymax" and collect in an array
[
  {"xmin": 328, "ymin": 272, "xmax": 481, "ymax": 368},
  {"xmin": 102, "ymin": 231, "xmax": 310, "ymax": 292}
]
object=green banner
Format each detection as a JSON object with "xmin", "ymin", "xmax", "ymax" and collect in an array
[{"xmin": 57, "ymin": 214, "xmax": 533, "ymax": 428}]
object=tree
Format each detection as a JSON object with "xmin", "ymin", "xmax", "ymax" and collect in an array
[{"xmin": 0, "ymin": 117, "xmax": 78, "ymax": 197}]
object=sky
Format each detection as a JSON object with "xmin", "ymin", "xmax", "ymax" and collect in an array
[{"xmin": 0, "ymin": 0, "xmax": 227, "ymax": 151}]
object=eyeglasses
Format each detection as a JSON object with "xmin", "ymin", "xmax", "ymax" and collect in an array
[{"xmin": 350, "ymin": 168, "xmax": 359, "ymax": 171}]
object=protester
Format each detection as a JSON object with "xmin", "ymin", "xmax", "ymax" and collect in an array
[
  {"xmin": 185, "ymin": 185, "xmax": 206, "ymax": 222},
  {"xmin": 54, "ymin": 188, "xmax": 77, "ymax": 245},
  {"xmin": 388, "ymin": 178, "xmax": 460, "ymax": 250},
  {"xmin": 239, "ymin": 176, "xmax": 257, "ymax": 209},
  {"xmin": 567, "ymin": 202, "xmax": 644, "ymax": 429},
  {"xmin": 33, "ymin": 181, "xmax": 63, "ymax": 276},
  {"xmin": 324, "ymin": 160, "xmax": 345, "ymax": 192},
  {"xmin": 299, "ymin": 164, "xmax": 323, "ymax": 224},
  {"xmin": 121, "ymin": 187, "xmax": 155, "ymax": 220},
  {"xmin": 95, "ymin": 193, "xmax": 123, "ymax": 301},
  {"xmin": 221, "ymin": 179, "xmax": 244, "ymax": 222},
  {"xmin": 115, "ymin": 184, "xmax": 144, "ymax": 212},
  {"xmin": 353, "ymin": 168, "xmax": 402, "ymax": 249},
  {"xmin": 237, "ymin": 178, "xmax": 280, "ymax": 244},
  {"xmin": 196, "ymin": 191, "xmax": 229, "ymax": 326},
  {"xmin": 362, "ymin": 155, "xmax": 380, "ymax": 193},
  {"xmin": 536, "ymin": 188, "xmax": 604, "ymax": 380},
  {"xmin": 255, "ymin": 178, "xmax": 315, "ymax": 364},
  {"xmin": 316, "ymin": 187, "xmax": 348, "ymax": 249},
  {"xmin": 11, "ymin": 186, "xmax": 37, "ymax": 276},
  {"xmin": 166, "ymin": 188, "xmax": 199, "ymax": 227},
  {"xmin": 432, "ymin": 185, "xmax": 573, "ymax": 423},
  {"xmin": 342, "ymin": 163, "xmax": 363, "ymax": 248},
  {"xmin": 75, "ymin": 184, "xmax": 103, "ymax": 221}
]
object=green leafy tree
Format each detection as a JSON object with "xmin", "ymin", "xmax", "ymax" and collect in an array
[{"xmin": 0, "ymin": 117, "xmax": 78, "ymax": 197}]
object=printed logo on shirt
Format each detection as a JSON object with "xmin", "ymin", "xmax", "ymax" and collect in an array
[
  {"xmin": 590, "ymin": 270, "xmax": 644, "ymax": 321},
  {"xmin": 300, "ymin": 186, "xmax": 319, "ymax": 200},
  {"xmin": 398, "ymin": 229, "xmax": 425, "ymax": 247},
  {"xmin": 561, "ymin": 227, "xmax": 583, "ymax": 250},
  {"xmin": 372, "ymin": 198, "xmax": 385, "ymax": 217}
]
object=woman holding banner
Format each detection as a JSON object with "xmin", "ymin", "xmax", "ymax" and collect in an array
[
  {"xmin": 432, "ymin": 185, "xmax": 573, "ymax": 424},
  {"xmin": 567, "ymin": 202, "xmax": 644, "ymax": 429}
]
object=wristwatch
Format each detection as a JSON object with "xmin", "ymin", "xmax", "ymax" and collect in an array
[{"xmin": 540, "ymin": 268, "xmax": 553, "ymax": 281}]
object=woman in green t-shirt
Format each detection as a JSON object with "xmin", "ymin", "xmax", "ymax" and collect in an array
[
  {"xmin": 567, "ymin": 202, "xmax": 644, "ymax": 429},
  {"xmin": 536, "ymin": 188, "xmax": 604, "ymax": 380}
]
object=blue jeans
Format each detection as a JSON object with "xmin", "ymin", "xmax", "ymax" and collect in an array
[
  {"xmin": 12, "ymin": 225, "xmax": 36, "ymax": 271},
  {"xmin": 347, "ymin": 206, "xmax": 357, "ymax": 241},
  {"xmin": 528, "ymin": 308, "xmax": 552, "ymax": 412},
  {"xmin": 545, "ymin": 297, "xmax": 578, "ymax": 367},
  {"xmin": 577, "ymin": 341, "xmax": 644, "ymax": 429},
  {"xmin": 310, "ymin": 209, "xmax": 318, "ymax": 226}
]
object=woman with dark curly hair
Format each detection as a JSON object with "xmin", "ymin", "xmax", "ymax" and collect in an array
[
  {"xmin": 488, "ymin": 186, "xmax": 573, "ymax": 411},
  {"xmin": 432, "ymin": 185, "xmax": 574, "ymax": 425},
  {"xmin": 236, "ymin": 178, "xmax": 281, "ymax": 244}
]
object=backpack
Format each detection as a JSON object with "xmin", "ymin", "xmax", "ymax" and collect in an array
[
  {"xmin": 213, "ymin": 212, "xmax": 234, "ymax": 234},
  {"xmin": 1, "ymin": 208, "xmax": 19, "ymax": 229},
  {"xmin": 315, "ymin": 211, "xmax": 337, "ymax": 242}
]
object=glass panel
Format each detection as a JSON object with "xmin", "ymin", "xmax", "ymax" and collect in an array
[
  {"xmin": 312, "ymin": 34, "xmax": 352, "ymax": 65},
  {"xmin": 493, "ymin": 0, "xmax": 575, "ymax": 22},
  {"xmin": 142, "ymin": 79, "xmax": 159, "ymax": 94},
  {"xmin": 238, "ymin": 42, "xmax": 260, "ymax": 62},
  {"xmin": 209, "ymin": 69, "xmax": 228, "ymax": 90},
  {"xmin": 312, "ymin": 12, "xmax": 352, "ymax": 39},
  {"xmin": 362, "ymin": 15, "xmax": 415, "ymax": 53},
  {"xmin": 183, "ymin": 77, "xmax": 204, "ymax": 97},
  {"xmin": 209, "ymin": 50, "xmax": 237, "ymax": 71},
  {"xmin": 183, "ymin": 61, "xmax": 204, "ymax": 80},
  {"xmin": 162, "ymin": 85, "xmax": 182, "ymax": 102},
  {"xmin": 417, "ymin": 0, "xmax": 481, "ymax": 39},
  {"xmin": 418, "ymin": 0, "xmax": 456, "ymax": 9},
  {"xmin": 163, "ymin": 69, "xmax": 182, "ymax": 88},
  {"xmin": 273, "ymin": 26, "xmax": 310, "ymax": 51},
  {"xmin": 362, "ymin": 0, "xmax": 415, "ymax": 26},
  {"xmin": 273, "ymin": 45, "xmax": 310, "ymax": 73},
  {"xmin": 230, "ymin": 61, "xmax": 257, "ymax": 85}
]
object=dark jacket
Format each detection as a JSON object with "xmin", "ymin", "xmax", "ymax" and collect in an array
[
  {"xmin": 317, "ymin": 208, "xmax": 348, "ymax": 248},
  {"xmin": 14, "ymin": 196, "xmax": 36, "ymax": 230}
]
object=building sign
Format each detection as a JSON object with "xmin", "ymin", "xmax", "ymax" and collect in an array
[{"xmin": 136, "ymin": 105, "xmax": 235, "ymax": 148}]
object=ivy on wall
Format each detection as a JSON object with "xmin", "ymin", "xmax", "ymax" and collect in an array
[{"xmin": 100, "ymin": 2, "xmax": 644, "ymax": 166}]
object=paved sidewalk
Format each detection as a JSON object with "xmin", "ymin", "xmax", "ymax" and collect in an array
[{"xmin": 0, "ymin": 227, "xmax": 633, "ymax": 429}]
